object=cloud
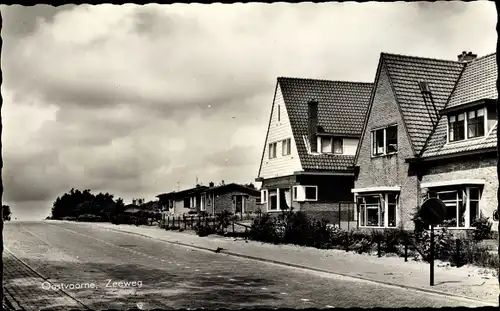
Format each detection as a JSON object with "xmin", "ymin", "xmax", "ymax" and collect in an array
[{"xmin": 0, "ymin": 2, "xmax": 496, "ymax": 219}]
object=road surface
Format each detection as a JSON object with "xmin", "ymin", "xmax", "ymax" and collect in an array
[{"xmin": 4, "ymin": 221, "xmax": 485, "ymax": 309}]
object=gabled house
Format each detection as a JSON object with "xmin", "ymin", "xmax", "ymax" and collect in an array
[
  {"xmin": 353, "ymin": 51, "xmax": 497, "ymax": 231},
  {"xmin": 156, "ymin": 185, "xmax": 208, "ymax": 216},
  {"xmin": 256, "ymin": 77, "xmax": 373, "ymax": 217},
  {"xmin": 200, "ymin": 183, "xmax": 261, "ymax": 215}
]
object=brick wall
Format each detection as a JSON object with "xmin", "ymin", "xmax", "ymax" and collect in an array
[
  {"xmin": 422, "ymin": 154, "xmax": 498, "ymax": 231},
  {"xmin": 213, "ymin": 191, "xmax": 260, "ymax": 214},
  {"xmin": 354, "ymin": 64, "xmax": 419, "ymax": 230}
]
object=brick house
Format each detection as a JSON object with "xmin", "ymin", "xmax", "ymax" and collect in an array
[
  {"xmin": 199, "ymin": 183, "xmax": 260, "ymax": 215},
  {"xmin": 156, "ymin": 185, "xmax": 208, "ymax": 216},
  {"xmin": 353, "ymin": 51, "xmax": 497, "ymax": 232},
  {"xmin": 255, "ymin": 77, "xmax": 373, "ymax": 221}
]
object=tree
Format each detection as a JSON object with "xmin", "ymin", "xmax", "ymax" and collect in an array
[
  {"xmin": 245, "ymin": 183, "xmax": 256, "ymax": 189},
  {"xmin": 2, "ymin": 206, "xmax": 10, "ymax": 221},
  {"xmin": 209, "ymin": 181, "xmax": 215, "ymax": 187}
]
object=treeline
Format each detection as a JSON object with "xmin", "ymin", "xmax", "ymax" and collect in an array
[{"xmin": 49, "ymin": 188, "xmax": 160, "ymax": 224}]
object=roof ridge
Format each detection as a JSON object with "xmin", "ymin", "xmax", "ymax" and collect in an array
[
  {"xmin": 381, "ymin": 52, "xmax": 464, "ymax": 64},
  {"xmin": 466, "ymin": 52, "xmax": 496, "ymax": 63},
  {"xmin": 277, "ymin": 76, "xmax": 373, "ymax": 85}
]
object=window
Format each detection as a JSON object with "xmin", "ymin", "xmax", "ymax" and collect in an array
[
  {"xmin": 372, "ymin": 125, "xmax": 397, "ymax": 156},
  {"xmin": 449, "ymin": 107, "xmax": 486, "ymax": 142},
  {"xmin": 183, "ymin": 198, "xmax": 190, "ymax": 208},
  {"xmin": 387, "ymin": 193, "xmax": 398, "ymax": 228},
  {"xmin": 260, "ymin": 190, "xmax": 268, "ymax": 204},
  {"xmin": 293, "ymin": 186, "xmax": 298, "ymax": 200},
  {"xmin": 359, "ymin": 195, "xmax": 384, "ymax": 227},
  {"xmin": 282, "ymin": 138, "xmax": 291, "ymax": 156},
  {"xmin": 467, "ymin": 108, "xmax": 485, "ymax": 138},
  {"xmin": 358, "ymin": 192, "xmax": 399, "ymax": 228},
  {"xmin": 268, "ymin": 142, "xmax": 277, "ymax": 159},
  {"xmin": 304, "ymin": 186, "xmax": 318, "ymax": 201},
  {"xmin": 269, "ymin": 189, "xmax": 278, "ymax": 211},
  {"xmin": 372, "ymin": 129, "xmax": 384, "ymax": 156},
  {"xmin": 318, "ymin": 136, "xmax": 343, "ymax": 154},
  {"xmin": 321, "ymin": 137, "xmax": 332, "ymax": 153},
  {"xmin": 427, "ymin": 187, "xmax": 482, "ymax": 228},
  {"xmin": 469, "ymin": 188, "xmax": 481, "ymax": 226},
  {"xmin": 418, "ymin": 81, "xmax": 431, "ymax": 93},
  {"xmin": 277, "ymin": 105, "xmax": 281, "ymax": 122},
  {"xmin": 333, "ymin": 139, "xmax": 343, "ymax": 154}
]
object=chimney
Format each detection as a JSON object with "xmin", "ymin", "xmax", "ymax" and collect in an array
[
  {"xmin": 457, "ymin": 51, "xmax": 477, "ymax": 62},
  {"xmin": 308, "ymin": 100, "xmax": 318, "ymax": 153}
]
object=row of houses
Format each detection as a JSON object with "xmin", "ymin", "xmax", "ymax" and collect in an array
[
  {"xmin": 256, "ymin": 50, "xmax": 498, "ymax": 232},
  {"xmin": 156, "ymin": 182, "xmax": 261, "ymax": 216}
]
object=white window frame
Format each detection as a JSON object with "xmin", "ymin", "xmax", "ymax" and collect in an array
[
  {"xmin": 292, "ymin": 186, "xmax": 298, "ymax": 201},
  {"xmin": 303, "ymin": 186, "xmax": 318, "ymax": 202},
  {"xmin": 356, "ymin": 192, "xmax": 399, "ymax": 228},
  {"xmin": 371, "ymin": 125, "xmax": 398, "ymax": 157},
  {"xmin": 267, "ymin": 188, "xmax": 281, "ymax": 212},
  {"xmin": 268, "ymin": 142, "xmax": 277, "ymax": 159},
  {"xmin": 428, "ymin": 186, "xmax": 482, "ymax": 229},
  {"xmin": 447, "ymin": 107, "xmax": 487, "ymax": 143},
  {"xmin": 317, "ymin": 136, "xmax": 343, "ymax": 155},
  {"xmin": 282, "ymin": 138, "xmax": 291, "ymax": 156},
  {"xmin": 261, "ymin": 189, "xmax": 268, "ymax": 204}
]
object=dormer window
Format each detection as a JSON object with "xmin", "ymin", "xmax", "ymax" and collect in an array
[
  {"xmin": 448, "ymin": 107, "xmax": 486, "ymax": 142},
  {"xmin": 317, "ymin": 136, "xmax": 343, "ymax": 154}
]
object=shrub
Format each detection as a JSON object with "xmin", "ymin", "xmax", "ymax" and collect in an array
[
  {"xmin": 282, "ymin": 211, "xmax": 310, "ymax": 246},
  {"xmin": 194, "ymin": 223, "xmax": 215, "ymax": 237},
  {"xmin": 349, "ymin": 231, "xmax": 374, "ymax": 254},
  {"xmin": 451, "ymin": 239, "xmax": 498, "ymax": 268},
  {"xmin": 215, "ymin": 210, "xmax": 233, "ymax": 233},
  {"xmin": 471, "ymin": 213, "xmax": 493, "ymax": 241},
  {"xmin": 328, "ymin": 226, "xmax": 346, "ymax": 248},
  {"xmin": 249, "ymin": 213, "xmax": 280, "ymax": 244}
]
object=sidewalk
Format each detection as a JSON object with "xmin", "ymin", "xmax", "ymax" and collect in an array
[
  {"xmin": 52, "ymin": 220, "xmax": 498, "ymax": 306},
  {"xmin": 3, "ymin": 248, "xmax": 87, "ymax": 311}
]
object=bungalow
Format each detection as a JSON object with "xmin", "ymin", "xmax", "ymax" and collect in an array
[
  {"xmin": 255, "ymin": 77, "xmax": 373, "ymax": 221},
  {"xmin": 156, "ymin": 185, "xmax": 208, "ymax": 216},
  {"xmin": 353, "ymin": 51, "xmax": 498, "ymax": 232},
  {"xmin": 200, "ymin": 183, "xmax": 261, "ymax": 215}
]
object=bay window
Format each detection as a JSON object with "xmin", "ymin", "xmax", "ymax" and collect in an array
[
  {"xmin": 372, "ymin": 125, "xmax": 398, "ymax": 156},
  {"xmin": 358, "ymin": 192, "xmax": 399, "ymax": 228},
  {"xmin": 426, "ymin": 186, "xmax": 482, "ymax": 228}
]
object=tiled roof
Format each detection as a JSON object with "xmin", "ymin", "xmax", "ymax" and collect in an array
[
  {"xmin": 420, "ymin": 118, "xmax": 497, "ymax": 158},
  {"xmin": 447, "ymin": 53, "xmax": 497, "ymax": 108},
  {"xmin": 382, "ymin": 53, "xmax": 465, "ymax": 155},
  {"xmin": 420, "ymin": 53, "xmax": 498, "ymax": 158},
  {"xmin": 278, "ymin": 77, "xmax": 372, "ymax": 171},
  {"xmin": 203, "ymin": 183, "xmax": 260, "ymax": 196}
]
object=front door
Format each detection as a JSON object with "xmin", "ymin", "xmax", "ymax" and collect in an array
[{"xmin": 235, "ymin": 195, "xmax": 244, "ymax": 214}]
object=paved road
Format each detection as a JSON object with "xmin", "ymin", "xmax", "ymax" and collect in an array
[{"xmin": 4, "ymin": 221, "xmax": 485, "ymax": 309}]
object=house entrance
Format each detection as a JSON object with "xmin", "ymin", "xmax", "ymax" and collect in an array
[{"xmin": 235, "ymin": 195, "xmax": 244, "ymax": 214}]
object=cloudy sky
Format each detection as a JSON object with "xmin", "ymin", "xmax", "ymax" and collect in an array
[{"xmin": 1, "ymin": 2, "xmax": 496, "ymax": 220}]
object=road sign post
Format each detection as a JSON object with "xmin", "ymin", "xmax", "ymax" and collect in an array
[
  {"xmin": 430, "ymin": 224, "xmax": 435, "ymax": 286},
  {"xmin": 419, "ymin": 198, "xmax": 446, "ymax": 287}
]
